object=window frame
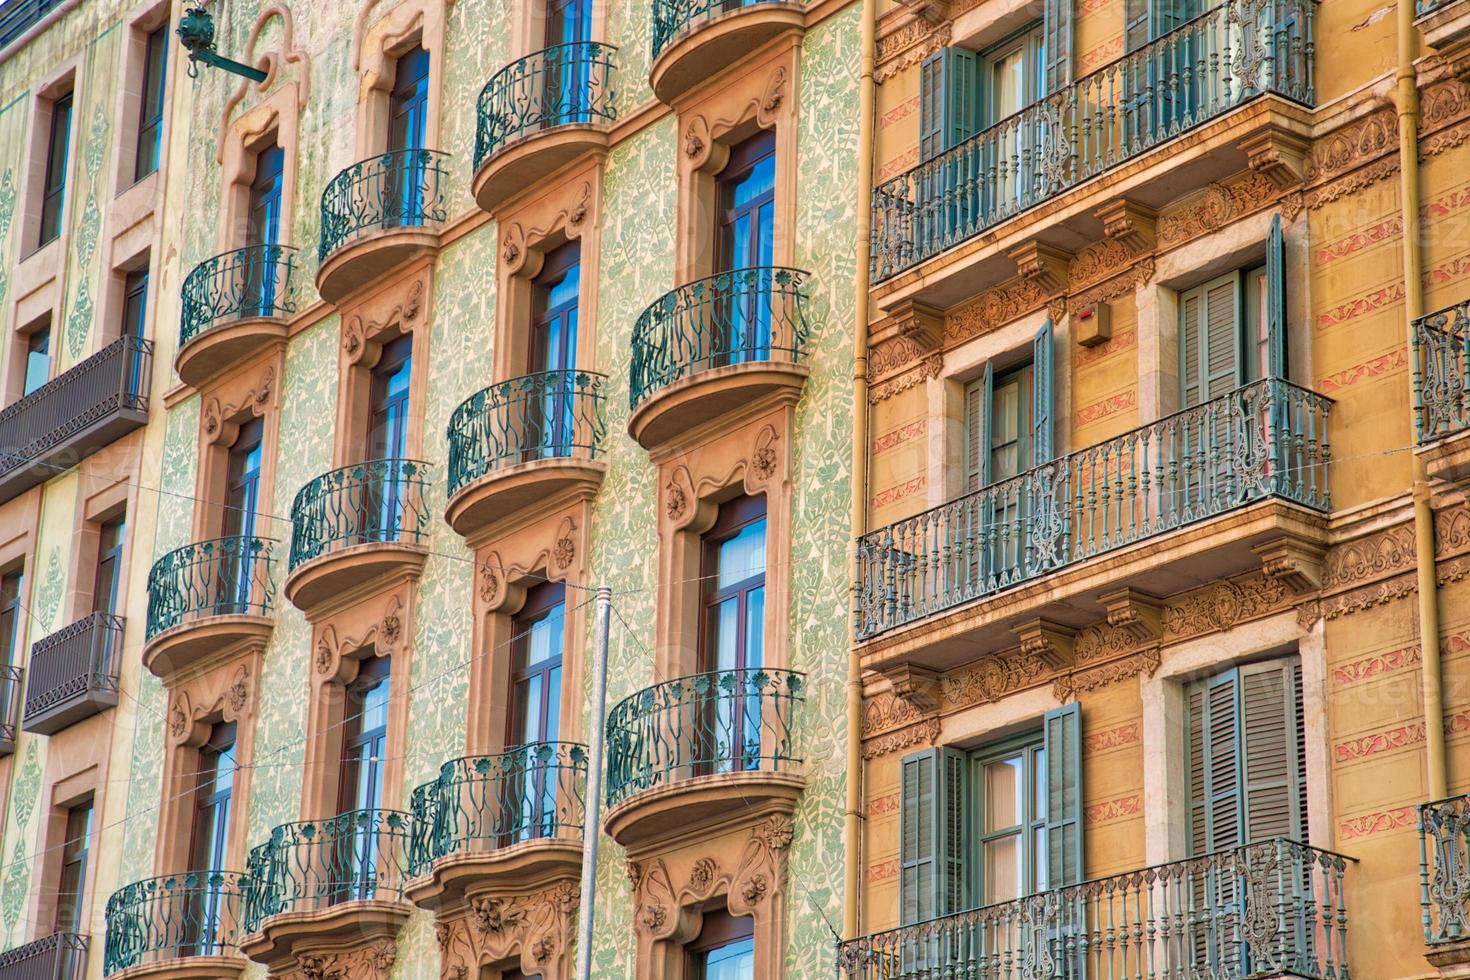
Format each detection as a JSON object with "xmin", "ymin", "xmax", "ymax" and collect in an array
[
  {"xmin": 506, "ymin": 581, "xmax": 567, "ymax": 749},
  {"xmin": 133, "ymin": 23, "xmax": 169, "ymax": 183},
  {"xmin": 338, "ymin": 656, "xmax": 393, "ymax": 815},
  {"xmin": 969, "ymin": 730, "xmax": 1048, "ymax": 905},
  {"xmin": 188, "ymin": 722, "xmax": 238, "ymax": 874},
  {"xmin": 53, "ymin": 798, "xmax": 93, "ymax": 935},
  {"xmin": 38, "ymin": 89, "xmax": 74, "ymax": 248},
  {"xmin": 698, "ymin": 494, "xmax": 768, "ymax": 676}
]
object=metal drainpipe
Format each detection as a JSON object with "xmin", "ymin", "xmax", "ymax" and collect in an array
[
  {"xmin": 1398, "ymin": 0, "xmax": 1448, "ymax": 799},
  {"xmin": 844, "ymin": 0, "xmax": 879, "ymax": 945}
]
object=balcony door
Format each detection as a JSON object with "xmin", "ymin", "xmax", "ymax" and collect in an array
[
  {"xmin": 365, "ymin": 335, "xmax": 413, "ymax": 544},
  {"xmin": 713, "ymin": 131, "xmax": 776, "ymax": 366},
  {"xmin": 544, "ymin": 0, "xmax": 592, "ymax": 127},
  {"xmin": 54, "ymin": 800, "xmax": 93, "ymax": 936},
  {"xmin": 0, "ymin": 569, "xmax": 21, "ymax": 729},
  {"xmin": 1123, "ymin": 0, "xmax": 1208, "ymax": 139},
  {"xmin": 506, "ymin": 582, "xmax": 565, "ymax": 842},
  {"xmin": 528, "ymin": 242, "xmax": 581, "ymax": 461},
  {"xmin": 185, "ymin": 723, "xmax": 236, "ymax": 953},
  {"xmin": 337, "ymin": 656, "xmax": 391, "ymax": 901},
  {"xmin": 220, "ymin": 418, "xmax": 264, "ymax": 614},
  {"xmin": 699, "ymin": 495, "xmax": 766, "ymax": 775},
  {"xmin": 983, "ymin": 27, "xmax": 1045, "ymax": 211},
  {"xmin": 244, "ymin": 142, "xmax": 285, "ymax": 316},
  {"xmin": 387, "ymin": 47, "xmax": 431, "ymax": 228},
  {"xmin": 687, "ymin": 909, "xmax": 755, "ymax": 980},
  {"xmin": 92, "ymin": 515, "xmax": 125, "ymax": 618}
]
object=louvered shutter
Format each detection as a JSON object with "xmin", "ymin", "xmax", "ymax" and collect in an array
[
  {"xmin": 1043, "ymin": 0, "xmax": 1072, "ymax": 91},
  {"xmin": 1240, "ymin": 658, "xmax": 1307, "ymax": 842},
  {"xmin": 1188, "ymin": 668, "xmax": 1243, "ymax": 856},
  {"xmin": 900, "ymin": 747, "xmax": 969, "ymax": 924},
  {"xmin": 919, "ymin": 53, "xmax": 944, "ymax": 164},
  {"xmin": 965, "ymin": 365, "xmax": 993, "ymax": 492},
  {"xmin": 1265, "ymin": 213, "xmax": 1288, "ymax": 380},
  {"xmin": 1044, "ymin": 703, "xmax": 1084, "ymax": 887},
  {"xmin": 1180, "ymin": 272, "xmax": 1242, "ymax": 408},
  {"xmin": 1033, "ymin": 320, "xmax": 1054, "ymax": 464},
  {"xmin": 919, "ymin": 48, "xmax": 979, "ymax": 163}
]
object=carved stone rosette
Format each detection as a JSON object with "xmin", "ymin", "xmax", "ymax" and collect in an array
[{"xmin": 434, "ymin": 881, "xmax": 579, "ymax": 980}]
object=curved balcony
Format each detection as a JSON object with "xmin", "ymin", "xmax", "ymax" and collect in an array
[
  {"xmin": 176, "ymin": 246, "xmax": 298, "ymax": 387},
  {"xmin": 143, "ymin": 537, "xmax": 276, "ymax": 682},
  {"xmin": 283, "ymin": 459, "xmax": 431, "ymax": 614},
  {"xmin": 604, "ymin": 667, "xmax": 804, "ymax": 850},
  {"xmin": 406, "ymin": 742, "xmax": 587, "ymax": 910},
  {"xmin": 649, "ymin": 0, "xmax": 804, "ymax": 105},
  {"xmin": 629, "ymin": 266, "xmax": 809, "ymax": 451},
  {"xmin": 240, "ymin": 810, "xmax": 412, "ymax": 969},
  {"xmin": 445, "ymin": 370, "xmax": 607, "ymax": 540},
  {"xmin": 472, "ymin": 42, "xmax": 618, "ymax": 213},
  {"xmin": 103, "ymin": 871, "xmax": 251, "ymax": 979},
  {"xmin": 316, "ymin": 150, "xmax": 450, "ymax": 304}
]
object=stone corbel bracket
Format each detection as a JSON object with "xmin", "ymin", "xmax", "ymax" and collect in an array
[
  {"xmin": 1007, "ymin": 240, "xmax": 1072, "ymax": 295},
  {"xmin": 1239, "ymin": 128, "xmax": 1311, "ymax": 190},
  {"xmin": 1010, "ymin": 617, "xmax": 1077, "ymax": 670},
  {"xmin": 1252, "ymin": 537, "xmax": 1325, "ymax": 594},
  {"xmin": 879, "ymin": 663, "xmax": 940, "ymax": 714},
  {"xmin": 1098, "ymin": 588, "xmax": 1163, "ymax": 646},
  {"xmin": 1095, "ymin": 199, "xmax": 1157, "ymax": 254}
]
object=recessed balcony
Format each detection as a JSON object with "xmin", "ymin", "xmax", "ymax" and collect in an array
[
  {"xmin": 838, "ymin": 839, "xmax": 1351, "ymax": 980},
  {"xmin": 103, "ymin": 871, "xmax": 251, "ymax": 980},
  {"xmin": 240, "ymin": 809, "xmax": 413, "ymax": 971},
  {"xmin": 0, "ymin": 335, "xmax": 152, "ymax": 506},
  {"xmin": 143, "ymin": 536, "xmax": 276, "ymax": 683},
  {"xmin": 649, "ymin": 0, "xmax": 804, "ymax": 105},
  {"xmin": 406, "ymin": 742, "xmax": 587, "ymax": 910},
  {"xmin": 855, "ymin": 379, "xmax": 1332, "ymax": 671},
  {"xmin": 283, "ymin": 459, "xmax": 431, "ymax": 615},
  {"xmin": 445, "ymin": 370, "xmax": 608, "ymax": 540},
  {"xmin": 472, "ymin": 42, "xmax": 618, "ymax": 213},
  {"xmin": 316, "ymin": 150, "xmax": 450, "ymax": 306},
  {"xmin": 0, "ymin": 932, "xmax": 88, "ymax": 980},
  {"xmin": 22, "ymin": 612, "xmax": 122, "ymax": 735},
  {"xmin": 175, "ymin": 246, "xmax": 298, "ymax": 388},
  {"xmin": 628, "ymin": 266, "xmax": 810, "ymax": 452},
  {"xmin": 604, "ymin": 668, "xmax": 804, "ymax": 851}
]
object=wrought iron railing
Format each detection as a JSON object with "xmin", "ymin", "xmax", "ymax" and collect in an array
[
  {"xmin": 288, "ymin": 459, "xmax": 432, "ymax": 572},
  {"xmin": 856, "ymin": 378, "xmax": 1331, "ymax": 639},
  {"xmin": 145, "ymin": 536, "xmax": 277, "ymax": 640},
  {"xmin": 103, "ymin": 871, "xmax": 250, "ymax": 975},
  {"xmin": 838, "ymin": 839, "xmax": 1351, "ymax": 980},
  {"xmin": 243, "ymin": 809, "xmax": 412, "ymax": 932},
  {"xmin": 652, "ymin": 0, "xmax": 783, "ymax": 57},
  {"xmin": 1411, "ymin": 299, "xmax": 1470, "ymax": 444},
  {"xmin": 476, "ymin": 42, "xmax": 618, "ymax": 167},
  {"xmin": 605, "ymin": 667, "xmax": 804, "ymax": 808},
  {"xmin": 23, "ymin": 612, "xmax": 123, "ymax": 723},
  {"xmin": 409, "ymin": 741, "xmax": 588, "ymax": 877},
  {"xmin": 318, "ymin": 149, "xmax": 451, "ymax": 263},
  {"xmin": 180, "ymin": 245, "xmax": 299, "ymax": 348},
  {"xmin": 871, "ymin": 0, "xmax": 1316, "ymax": 280},
  {"xmin": 0, "ymin": 932, "xmax": 87, "ymax": 980},
  {"xmin": 447, "ymin": 370, "xmax": 608, "ymax": 496},
  {"xmin": 1420, "ymin": 794, "xmax": 1470, "ymax": 945},
  {"xmin": 630, "ymin": 266, "xmax": 810, "ymax": 410}
]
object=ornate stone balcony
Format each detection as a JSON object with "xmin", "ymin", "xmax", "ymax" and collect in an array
[
  {"xmin": 648, "ymin": 0, "xmax": 804, "ymax": 105},
  {"xmin": 142, "ymin": 536, "xmax": 276, "ymax": 683},
  {"xmin": 103, "ymin": 872, "xmax": 251, "ymax": 980},
  {"xmin": 175, "ymin": 246, "xmax": 297, "ymax": 388},
  {"xmin": 629, "ymin": 266, "xmax": 810, "ymax": 452},
  {"xmin": 0, "ymin": 932, "xmax": 87, "ymax": 980},
  {"xmin": 316, "ymin": 150, "xmax": 450, "ymax": 305},
  {"xmin": 472, "ymin": 42, "xmax": 618, "ymax": 213},
  {"xmin": 1417, "ymin": 0, "xmax": 1470, "ymax": 68},
  {"xmin": 604, "ymin": 668, "xmax": 804, "ymax": 852},
  {"xmin": 22, "ymin": 612, "xmax": 122, "ymax": 735}
]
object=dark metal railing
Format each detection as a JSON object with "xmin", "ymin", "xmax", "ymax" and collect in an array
[
  {"xmin": 408, "ymin": 741, "xmax": 588, "ymax": 877},
  {"xmin": 243, "ymin": 809, "xmax": 412, "ymax": 932},
  {"xmin": 476, "ymin": 42, "xmax": 618, "ymax": 167},
  {"xmin": 652, "ymin": 0, "xmax": 783, "ymax": 57},
  {"xmin": 1420, "ymin": 794, "xmax": 1470, "ymax": 945},
  {"xmin": 871, "ymin": 0, "xmax": 1317, "ymax": 280},
  {"xmin": 856, "ymin": 378, "xmax": 1332, "ymax": 639},
  {"xmin": 0, "ymin": 0, "xmax": 68, "ymax": 52},
  {"xmin": 630, "ymin": 266, "xmax": 810, "ymax": 411},
  {"xmin": 0, "ymin": 933, "xmax": 86, "ymax": 980},
  {"xmin": 1411, "ymin": 298, "xmax": 1470, "ymax": 443},
  {"xmin": 179, "ymin": 245, "xmax": 299, "ymax": 348},
  {"xmin": 838, "ymin": 839, "xmax": 1351, "ymax": 980},
  {"xmin": 145, "ymin": 536, "xmax": 277, "ymax": 641},
  {"xmin": 447, "ymin": 370, "xmax": 608, "ymax": 496},
  {"xmin": 103, "ymin": 871, "xmax": 250, "ymax": 975},
  {"xmin": 605, "ymin": 667, "xmax": 803, "ymax": 808},
  {"xmin": 288, "ymin": 459, "xmax": 432, "ymax": 572},
  {"xmin": 318, "ymin": 149, "xmax": 451, "ymax": 263},
  {"xmin": 23, "ymin": 612, "xmax": 122, "ymax": 725},
  {"xmin": 0, "ymin": 666, "xmax": 22, "ymax": 751}
]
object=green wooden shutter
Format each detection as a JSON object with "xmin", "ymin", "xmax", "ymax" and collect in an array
[
  {"xmin": 919, "ymin": 48, "xmax": 979, "ymax": 163},
  {"xmin": 1187, "ymin": 668, "xmax": 1243, "ymax": 856},
  {"xmin": 1033, "ymin": 320, "xmax": 1054, "ymax": 464},
  {"xmin": 1043, "ymin": 0, "xmax": 1072, "ymax": 91},
  {"xmin": 1265, "ymin": 213, "xmax": 1288, "ymax": 379},
  {"xmin": 900, "ymin": 747, "xmax": 969, "ymax": 924},
  {"xmin": 1044, "ymin": 703, "xmax": 1084, "ymax": 887},
  {"xmin": 1240, "ymin": 658, "xmax": 1307, "ymax": 842},
  {"xmin": 965, "ymin": 365, "xmax": 993, "ymax": 491},
  {"xmin": 1179, "ymin": 272, "xmax": 1243, "ymax": 408}
]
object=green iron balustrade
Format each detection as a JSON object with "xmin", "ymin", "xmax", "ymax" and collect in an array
[
  {"xmin": 629, "ymin": 266, "xmax": 810, "ymax": 411},
  {"xmin": 408, "ymin": 741, "xmax": 588, "ymax": 876},
  {"xmin": 651, "ymin": 0, "xmax": 783, "ymax": 58},
  {"xmin": 871, "ymin": 0, "xmax": 1316, "ymax": 281},
  {"xmin": 1412, "ymin": 298, "xmax": 1470, "ymax": 443},
  {"xmin": 318, "ymin": 149, "xmax": 451, "ymax": 264},
  {"xmin": 146, "ymin": 536, "xmax": 277, "ymax": 640},
  {"xmin": 103, "ymin": 871, "xmax": 251, "ymax": 975},
  {"xmin": 837, "ymin": 838, "xmax": 1351, "ymax": 980},
  {"xmin": 180, "ymin": 245, "xmax": 299, "ymax": 348},
  {"xmin": 476, "ymin": 42, "xmax": 618, "ymax": 167},
  {"xmin": 855, "ymin": 378, "xmax": 1331, "ymax": 639},
  {"xmin": 1420, "ymin": 794, "xmax": 1470, "ymax": 945},
  {"xmin": 447, "ymin": 370, "xmax": 608, "ymax": 496},
  {"xmin": 243, "ymin": 809, "xmax": 412, "ymax": 932},
  {"xmin": 0, "ymin": 932, "xmax": 87, "ymax": 980},
  {"xmin": 288, "ymin": 459, "xmax": 432, "ymax": 572},
  {"xmin": 605, "ymin": 667, "xmax": 803, "ymax": 808}
]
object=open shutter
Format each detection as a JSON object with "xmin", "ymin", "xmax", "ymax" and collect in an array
[
  {"xmin": 1188, "ymin": 669, "xmax": 1243, "ymax": 856},
  {"xmin": 965, "ymin": 365, "xmax": 993, "ymax": 492},
  {"xmin": 919, "ymin": 48, "xmax": 979, "ymax": 163},
  {"xmin": 1043, "ymin": 0, "xmax": 1072, "ymax": 91},
  {"xmin": 1240, "ymin": 658, "xmax": 1307, "ymax": 842},
  {"xmin": 1033, "ymin": 320, "xmax": 1054, "ymax": 464},
  {"xmin": 1180, "ymin": 273, "xmax": 1242, "ymax": 407},
  {"xmin": 1044, "ymin": 703, "xmax": 1084, "ymax": 887},
  {"xmin": 900, "ymin": 747, "xmax": 969, "ymax": 924},
  {"xmin": 1265, "ymin": 213, "xmax": 1288, "ymax": 379}
]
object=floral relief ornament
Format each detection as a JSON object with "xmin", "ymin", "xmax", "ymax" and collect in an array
[
  {"xmin": 554, "ymin": 534, "xmax": 575, "ymax": 570},
  {"xmin": 665, "ymin": 479, "xmax": 688, "ymax": 521}
]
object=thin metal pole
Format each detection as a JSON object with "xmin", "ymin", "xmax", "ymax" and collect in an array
[{"xmin": 576, "ymin": 585, "xmax": 612, "ymax": 980}]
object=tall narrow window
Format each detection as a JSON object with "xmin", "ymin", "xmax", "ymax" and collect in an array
[
  {"xmin": 974, "ymin": 736, "xmax": 1047, "ymax": 904},
  {"xmin": 54, "ymin": 800, "xmax": 93, "ymax": 934},
  {"xmin": 713, "ymin": 132, "xmax": 776, "ymax": 367},
  {"xmin": 507, "ymin": 582, "xmax": 565, "ymax": 843},
  {"xmin": 121, "ymin": 268, "xmax": 149, "ymax": 340},
  {"xmin": 339, "ymin": 657, "xmax": 392, "ymax": 815},
  {"xmin": 687, "ymin": 908, "xmax": 755, "ymax": 980},
  {"xmin": 22, "ymin": 320, "xmax": 51, "ymax": 396},
  {"xmin": 246, "ymin": 142, "xmax": 285, "ymax": 248},
  {"xmin": 222, "ymin": 418, "xmax": 264, "ymax": 614},
  {"xmin": 368, "ymin": 335, "xmax": 413, "ymax": 461},
  {"xmin": 0, "ymin": 568, "xmax": 22, "ymax": 670},
  {"xmin": 700, "ymin": 495, "xmax": 766, "ymax": 774},
  {"xmin": 135, "ymin": 25, "xmax": 169, "ymax": 181},
  {"xmin": 529, "ymin": 242, "xmax": 580, "ymax": 460},
  {"xmin": 188, "ymin": 723, "xmax": 237, "ymax": 873},
  {"xmin": 387, "ymin": 48, "xmax": 431, "ymax": 152},
  {"xmin": 92, "ymin": 514, "xmax": 126, "ymax": 617},
  {"xmin": 545, "ymin": 0, "xmax": 591, "ymax": 46},
  {"xmin": 38, "ymin": 90, "xmax": 73, "ymax": 247}
]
